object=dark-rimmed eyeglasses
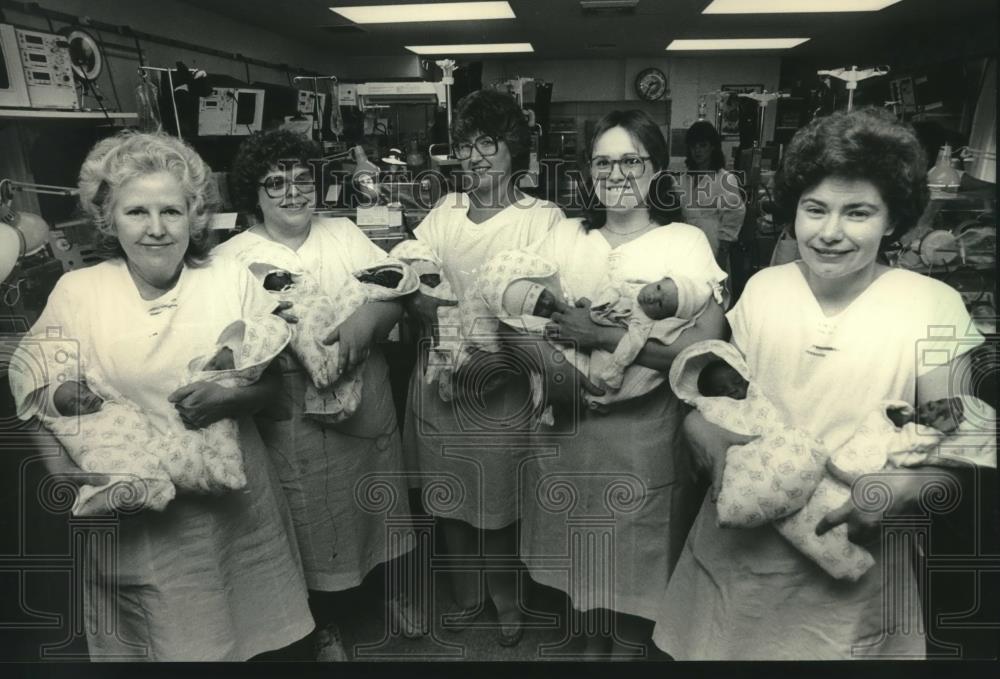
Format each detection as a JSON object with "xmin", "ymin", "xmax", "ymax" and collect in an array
[
  {"xmin": 258, "ymin": 172, "xmax": 317, "ymax": 199},
  {"xmin": 453, "ymin": 135, "xmax": 500, "ymax": 160},
  {"xmin": 589, "ymin": 154, "xmax": 652, "ymax": 179}
]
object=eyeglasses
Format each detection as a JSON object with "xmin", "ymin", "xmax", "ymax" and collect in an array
[
  {"xmin": 258, "ymin": 172, "xmax": 317, "ymax": 199},
  {"xmin": 589, "ymin": 154, "xmax": 652, "ymax": 179},
  {"xmin": 453, "ymin": 135, "xmax": 500, "ymax": 160}
]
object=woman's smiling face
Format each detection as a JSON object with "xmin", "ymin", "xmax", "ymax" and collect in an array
[
  {"xmin": 795, "ymin": 176, "xmax": 892, "ymax": 280},
  {"xmin": 257, "ymin": 163, "xmax": 316, "ymax": 233},
  {"xmin": 591, "ymin": 125, "xmax": 655, "ymax": 212}
]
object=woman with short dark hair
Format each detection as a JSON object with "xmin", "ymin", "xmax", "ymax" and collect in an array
[{"xmin": 652, "ymin": 108, "xmax": 993, "ymax": 660}]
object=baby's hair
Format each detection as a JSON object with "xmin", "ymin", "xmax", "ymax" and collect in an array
[{"xmin": 697, "ymin": 359, "xmax": 735, "ymax": 397}]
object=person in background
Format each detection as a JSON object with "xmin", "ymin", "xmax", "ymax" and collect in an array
[
  {"xmin": 652, "ymin": 108, "xmax": 994, "ymax": 659},
  {"xmin": 516, "ymin": 109, "xmax": 727, "ymax": 658},
  {"xmin": 402, "ymin": 89, "xmax": 564, "ymax": 647},
  {"xmin": 216, "ymin": 129, "xmax": 416, "ymax": 661},
  {"xmin": 8, "ymin": 131, "xmax": 313, "ymax": 660},
  {"xmin": 678, "ymin": 121, "xmax": 747, "ymax": 272}
]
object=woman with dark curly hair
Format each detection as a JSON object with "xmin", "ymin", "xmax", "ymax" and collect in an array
[
  {"xmin": 401, "ymin": 89, "xmax": 564, "ymax": 647},
  {"xmin": 652, "ymin": 108, "xmax": 992, "ymax": 659},
  {"xmin": 9, "ymin": 131, "xmax": 313, "ymax": 660},
  {"xmin": 677, "ymin": 120, "xmax": 746, "ymax": 270},
  {"xmin": 215, "ymin": 129, "xmax": 415, "ymax": 660}
]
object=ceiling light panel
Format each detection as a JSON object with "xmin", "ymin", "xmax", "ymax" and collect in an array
[
  {"xmin": 330, "ymin": 2, "xmax": 515, "ymax": 24},
  {"xmin": 406, "ymin": 43, "xmax": 534, "ymax": 54},
  {"xmin": 702, "ymin": 0, "xmax": 902, "ymax": 13},
  {"xmin": 667, "ymin": 38, "xmax": 810, "ymax": 50}
]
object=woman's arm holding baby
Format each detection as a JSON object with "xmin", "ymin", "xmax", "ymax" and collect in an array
[
  {"xmin": 168, "ymin": 361, "xmax": 284, "ymax": 430},
  {"xmin": 683, "ymin": 409, "xmax": 760, "ymax": 495},
  {"xmin": 548, "ymin": 299, "xmax": 728, "ymax": 372},
  {"xmin": 324, "ymin": 299, "xmax": 404, "ymax": 375},
  {"xmin": 816, "ymin": 357, "xmax": 978, "ymax": 545}
]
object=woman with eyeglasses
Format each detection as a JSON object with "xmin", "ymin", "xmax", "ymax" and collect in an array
[
  {"xmin": 215, "ymin": 129, "xmax": 415, "ymax": 660},
  {"xmin": 517, "ymin": 110, "xmax": 728, "ymax": 658},
  {"xmin": 678, "ymin": 121, "xmax": 746, "ymax": 271},
  {"xmin": 401, "ymin": 89, "xmax": 564, "ymax": 647}
]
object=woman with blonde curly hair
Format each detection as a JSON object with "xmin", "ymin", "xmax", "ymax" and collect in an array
[{"xmin": 8, "ymin": 131, "xmax": 313, "ymax": 660}]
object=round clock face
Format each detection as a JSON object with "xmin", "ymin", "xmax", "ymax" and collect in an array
[{"xmin": 635, "ymin": 68, "xmax": 667, "ymax": 101}]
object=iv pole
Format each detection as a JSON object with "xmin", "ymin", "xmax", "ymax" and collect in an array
[
  {"xmin": 138, "ymin": 66, "xmax": 182, "ymax": 139},
  {"xmin": 816, "ymin": 65, "xmax": 890, "ymax": 111}
]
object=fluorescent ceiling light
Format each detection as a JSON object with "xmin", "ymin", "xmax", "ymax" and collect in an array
[
  {"xmin": 406, "ymin": 43, "xmax": 534, "ymax": 54},
  {"xmin": 330, "ymin": 2, "xmax": 515, "ymax": 24},
  {"xmin": 667, "ymin": 38, "xmax": 809, "ymax": 50},
  {"xmin": 702, "ymin": 0, "xmax": 902, "ymax": 13}
]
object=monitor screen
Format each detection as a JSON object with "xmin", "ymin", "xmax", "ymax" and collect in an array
[{"xmin": 235, "ymin": 91, "xmax": 258, "ymax": 125}]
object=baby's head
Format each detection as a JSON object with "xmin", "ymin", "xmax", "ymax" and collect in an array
[
  {"xmin": 202, "ymin": 346, "xmax": 236, "ymax": 372},
  {"xmin": 636, "ymin": 277, "xmax": 679, "ymax": 320},
  {"xmin": 916, "ymin": 397, "xmax": 965, "ymax": 433},
  {"xmin": 52, "ymin": 380, "xmax": 104, "ymax": 417},
  {"xmin": 263, "ymin": 270, "xmax": 295, "ymax": 292},
  {"xmin": 697, "ymin": 360, "xmax": 749, "ymax": 400}
]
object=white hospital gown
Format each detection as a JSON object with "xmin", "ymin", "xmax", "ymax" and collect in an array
[
  {"xmin": 402, "ymin": 192, "xmax": 563, "ymax": 529},
  {"xmin": 215, "ymin": 217, "xmax": 414, "ymax": 591},
  {"xmin": 521, "ymin": 219, "xmax": 725, "ymax": 619},
  {"xmin": 652, "ymin": 262, "xmax": 986, "ymax": 659},
  {"xmin": 9, "ymin": 257, "xmax": 312, "ymax": 660}
]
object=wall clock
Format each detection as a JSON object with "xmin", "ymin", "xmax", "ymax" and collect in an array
[{"xmin": 635, "ymin": 67, "xmax": 668, "ymax": 101}]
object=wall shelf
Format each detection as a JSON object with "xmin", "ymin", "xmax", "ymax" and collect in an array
[{"xmin": 0, "ymin": 110, "xmax": 138, "ymax": 121}]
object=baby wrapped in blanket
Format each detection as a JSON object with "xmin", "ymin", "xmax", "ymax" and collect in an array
[
  {"xmin": 249, "ymin": 255, "xmax": 418, "ymax": 423},
  {"xmin": 671, "ymin": 339, "xmax": 997, "ymax": 581},
  {"xmin": 477, "ymin": 249, "xmax": 715, "ymax": 418},
  {"xmin": 669, "ymin": 340, "xmax": 829, "ymax": 529},
  {"xmin": 390, "ymin": 238, "xmax": 500, "ymax": 403},
  {"xmin": 43, "ymin": 315, "xmax": 290, "ymax": 516}
]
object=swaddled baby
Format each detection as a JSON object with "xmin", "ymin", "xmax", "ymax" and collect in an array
[
  {"xmin": 390, "ymin": 238, "xmax": 499, "ymax": 403},
  {"xmin": 775, "ymin": 395, "xmax": 992, "ymax": 581},
  {"xmin": 677, "ymin": 340, "xmax": 996, "ymax": 581},
  {"xmin": 669, "ymin": 341, "xmax": 829, "ymax": 530},
  {"xmin": 589, "ymin": 274, "xmax": 714, "ymax": 390},
  {"xmin": 253, "ymin": 258, "xmax": 418, "ymax": 422},
  {"xmin": 478, "ymin": 250, "xmax": 715, "ymax": 421},
  {"xmin": 46, "ymin": 315, "xmax": 290, "ymax": 516}
]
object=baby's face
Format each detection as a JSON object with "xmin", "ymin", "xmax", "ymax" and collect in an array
[
  {"xmin": 532, "ymin": 288, "xmax": 561, "ymax": 318},
  {"xmin": 263, "ymin": 271, "xmax": 294, "ymax": 292},
  {"xmin": 915, "ymin": 397, "xmax": 964, "ymax": 433},
  {"xmin": 637, "ymin": 277, "xmax": 679, "ymax": 320},
  {"xmin": 701, "ymin": 363, "xmax": 749, "ymax": 400},
  {"xmin": 52, "ymin": 380, "xmax": 104, "ymax": 416}
]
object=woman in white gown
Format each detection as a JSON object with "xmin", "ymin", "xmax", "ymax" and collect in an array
[
  {"xmin": 518, "ymin": 110, "xmax": 728, "ymax": 658},
  {"xmin": 653, "ymin": 108, "xmax": 994, "ymax": 659},
  {"xmin": 402, "ymin": 89, "xmax": 564, "ymax": 646},
  {"xmin": 9, "ymin": 131, "xmax": 313, "ymax": 661},
  {"xmin": 215, "ymin": 129, "xmax": 415, "ymax": 660}
]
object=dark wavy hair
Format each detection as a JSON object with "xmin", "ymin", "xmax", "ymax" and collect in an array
[
  {"xmin": 685, "ymin": 120, "xmax": 726, "ymax": 172},
  {"xmin": 452, "ymin": 89, "xmax": 531, "ymax": 171},
  {"xmin": 772, "ymin": 108, "xmax": 928, "ymax": 243},
  {"xmin": 580, "ymin": 109, "xmax": 682, "ymax": 231},
  {"xmin": 230, "ymin": 129, "xmax": 322, "ymax": 217}
]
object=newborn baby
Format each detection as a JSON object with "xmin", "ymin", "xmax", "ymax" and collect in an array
[
  {"xmin": 589, "ymin": 274, "xmax": 714, "ymax": 391},
  {"xmin": 775, "ymin": 396, "xmax": 978, "ymax": 581},
  {"xmin": 669, "ymin": 340, "xmax": 829, "ymax": 529},
  {"xmin": 513, "ymin": 277, "xmax": 679, "ymax": 322},
  {"xmin": 252, "ymin": 259, "xmax": 418, "ymax": 423},
  {"xmin": 52, "ymin": 379, "xmax": 106, "ymax": 417}
]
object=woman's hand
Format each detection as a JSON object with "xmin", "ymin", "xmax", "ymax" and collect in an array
[
  {"xmin": 546, "ymin": 298, "xmax": 613, "ymax": 353},
  {"xmin": 322, "ymin": 304, "xmax": 379, "ymax": 376},
  {"xmin": 682, "ymin": 409, "xmax": 759, "ymax": 499},
  {"xmin": 407, "ymin": 291, "xmax": 458, "ymax": 343},
  {"xmin": 815, "ymin": 461, "xmax": 936, "ymax": 546},
  {"xmin": 168, "ymin": 381, "xmax": 234, "ymax": 430}
]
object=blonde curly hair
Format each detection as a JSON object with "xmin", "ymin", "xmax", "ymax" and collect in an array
[{"xmin": 77, "ymin": 131, "xmax": 218, "ymax": 263}]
